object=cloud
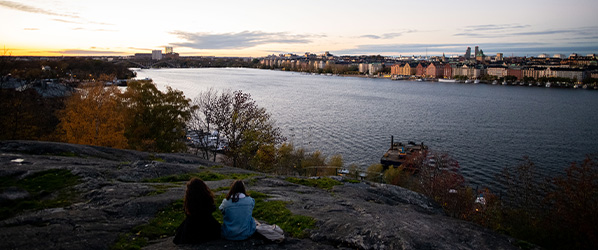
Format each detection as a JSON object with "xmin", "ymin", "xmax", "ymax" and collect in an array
[
  {"xmin": 360, "ymin": 30, "xmax": 417, "ymax": 39},
  {"xmin": 455, "ymin": 25, "xmax": 598, "ymax": 41},
  {"xmin": 170, "ymin": 31, "xmax": 313, "ymax": 50},
  {"xmin": 127, "ymin": 47, "xmax": 153, "ymax": 51},
  {"xmin": 47, "ymin": 49, "xmax": 126, "ymax": 55},
  {"xmin": 0, "ymin": 0, "xmax": 78, "ymax": 18},
  {"xmin": 463, "ymin": 24, "xmax": 530, "ymax": 32},
  {"xmin": 71, "ymin": 27, "xmax": 116, "ymax": 32},
  {"xmin": 53, "ymin": 18, "xmax": 82, "ymax": 24},
  {"xmin": 23, "ymin": 28, "xmax": 38, "ymax": 31},
  {"xmin": 360, "ymin": 35, "xmax": 381, "ymax": 39},
  {"xmin": 331, "ymin": 42, "xmax": 598, "ymax": 56}
]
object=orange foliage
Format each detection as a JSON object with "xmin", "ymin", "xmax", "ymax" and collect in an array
[{"xmin": 57, "ymin": 82, "xmax": 127, "ymax": 148}]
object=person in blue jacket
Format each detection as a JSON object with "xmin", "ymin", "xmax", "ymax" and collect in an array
[{"xmin": 219, "ymin": 180, "xmax": 256, "ymax": 240}]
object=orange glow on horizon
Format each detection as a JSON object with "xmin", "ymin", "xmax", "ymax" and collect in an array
[{"xmin": 2, "ymin": 45, "xmax": 270, "ymax": 57}]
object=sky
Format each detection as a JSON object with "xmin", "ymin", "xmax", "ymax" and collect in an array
[{"xmin": 1, "ymin": 0, "xmax": 598, "ymax": 57}]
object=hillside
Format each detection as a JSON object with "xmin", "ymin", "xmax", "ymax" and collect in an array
[{"xmin": 0, "ymin": 140, "xmax": 521, "ymax": 250}]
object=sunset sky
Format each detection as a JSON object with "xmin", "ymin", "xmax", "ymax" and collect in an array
[{"xmin": 1, "ymin": 0, "xmax": 597, "ymax": 57}]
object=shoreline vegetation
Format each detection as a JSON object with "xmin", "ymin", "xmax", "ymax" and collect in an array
[{"xmin": 1, "ymin": 57, "xmax": 597, "ymax": 249}]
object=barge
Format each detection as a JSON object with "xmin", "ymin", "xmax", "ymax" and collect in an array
[{"xmin": 380, "ymin": 136, "xmax": 428, "ymax": 168}]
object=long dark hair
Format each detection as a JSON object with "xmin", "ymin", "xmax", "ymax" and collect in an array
[
  {"xmin": 226, "ymin": 180, "xmax": 247, "ymax": 202},
  {"xmin": 184, "ymin": 178, "xmax": 215, "ymax": 216}
]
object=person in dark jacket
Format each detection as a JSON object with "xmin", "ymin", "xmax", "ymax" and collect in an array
[{"xmin": 173, "ymin": 178, "xmax": 221, "ymax": 244}]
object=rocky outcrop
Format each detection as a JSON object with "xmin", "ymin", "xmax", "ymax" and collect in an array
[{"xmin": 0, "ymin": 141, "xmax": 519, "ymax": 250}]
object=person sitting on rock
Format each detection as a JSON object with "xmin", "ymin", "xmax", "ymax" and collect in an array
[
  {"xmin": 173, "ymin": 178, "xmax": 221, "ymax": 244},
  {"xmin": 219, "ymin": 180, "xmax": 256, "ymax": 240}
]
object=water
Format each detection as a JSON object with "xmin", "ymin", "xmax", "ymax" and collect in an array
[{"xmin": 135, "ymin": 68, "xmax": 598, "ymax": 189}]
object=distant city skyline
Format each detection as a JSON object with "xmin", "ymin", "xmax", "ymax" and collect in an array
[{"xmin": 1, "ymin": 0, "xmax": 597, "ymax": 57}]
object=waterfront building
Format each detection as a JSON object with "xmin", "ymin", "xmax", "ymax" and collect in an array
[
  {"xmin": 487, "ymin": 66, "xmax": 507, "ymax": 78},
  {"xmin": 425, "ymin": 63, "xmax": 444, "ymax": 78},
  {"xmin": 390, "ymin": 64, "xmax": 402, "ymax": 75},
  {"xmin": 316, "ymin": 61, "xmax": 325, "ymax": 70},
  {"xmin": 359, "ymin": 63, "xmax": 369, "ymax": 74},
  {"xmin": 546, "ymin": 68, "xmax": 585, "ymax": 80},
  {"xmin": 443, "ymin": 64, "xmax": 454, "ymax": 78},
  {"xmin": 454, "ymin": 64, "xmax": 485, "ymax": 79},
  {"xmin": 402, "ymin": 63, "xmax": 418, "ymax": 76},
  {"xmin": 523, "ymin": 67, "xmax": 549, "ymax": 79},
  {"xmin": 152, "ymin": 50, "xmax": 163, "ymax": 60},
  {"xmin": 416, "ymin": 62, "xmax": 429, "ymax": 76},
  {"xmin": 368, "ymin": 63, "xmax": 383, "ymax": 75},
  {"xmin": 507, "ymin": 68, "xmax": 523, "ymax": 80}
]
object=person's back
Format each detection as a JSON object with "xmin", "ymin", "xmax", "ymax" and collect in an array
[
  {"xmin": 173, "ymin": 178, "xmax": 221, "ymax": 244},
  {"xmin": 219, "ymin": 181, "xmax": 256, "ymax": 240}
]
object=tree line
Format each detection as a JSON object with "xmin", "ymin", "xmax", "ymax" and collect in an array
[{"xmin": 363, "ymin": 152, "xmax": 598, "ymax": 250}]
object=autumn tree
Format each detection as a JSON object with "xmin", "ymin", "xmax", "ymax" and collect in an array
[
  {"xmin": 56, "ymin": 82, "xmax": 127, "ymax": 148},
  {"xmin": 189, "ymin": 88, "xmax": 230, "ymax": 160},
  {"xmin": 120, "ymin": 80, "xmax": 193, "ymax": 153},
  {"xmin": 547, "ymin": 155, "xmax": 598, "ymax": 249},
  {"xmin": 215, "ymin": 90, "xmax": 283, "ymax": 169}
]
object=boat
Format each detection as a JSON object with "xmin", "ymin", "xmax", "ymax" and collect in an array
[
  {"xmin": 492, "ymin": 80, "xmax": 497, "ymax": 85},
  {"xmin": 438, "ymin": 79, "xmax": 457, "ymax": 83},
  {"xmin": 546, "ymin": 82, "xmax": 551, "ymax": 88},
  {"xmin": 465, "ymin": 79, "xmax": 472, "ymax": 84},
  {"xmin": 502, "ymin": 81, "xmax": 507, "ymax": 85},
  {"xmin": 186, "ymin": 130, "xmax": 228, "ymax": 151},
  {"xmin": 474, "ymin": 79, "xmax": 480, "ymax": 84},
  {"xmin": 380, "ymin": 136, "xmax": 428, "ymax": 168}
]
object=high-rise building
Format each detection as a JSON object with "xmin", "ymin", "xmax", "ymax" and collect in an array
[
  {"xmin": 465, "ymin": 47, "xmax": 471, "ymax": 59},
  {"xmin": 165, "ymin": 46, "xmax": 173, "ymax": 54},
  {"xmin": 152, "ymin": 50, "xmax": 163, "ymax": 60},
  {"xmin": 474, "ymin": 46, "xmax": 479, "ymax": 58}
]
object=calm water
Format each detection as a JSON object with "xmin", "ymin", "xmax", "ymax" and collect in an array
[{"xmin": 136, "ymin": 68, "xmax": 598, "ymax": 189}]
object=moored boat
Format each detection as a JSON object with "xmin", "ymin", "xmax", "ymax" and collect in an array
[
  {"xmin": 438, "ymin": 79, "xmax": 457, "ymax": 83},
  {"xmin": 380, "ymin": 136, "xmax": 428, "ymax": 168}
]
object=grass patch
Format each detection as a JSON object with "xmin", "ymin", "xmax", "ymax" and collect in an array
[
  {"xmin": 148, "ymin": 154, "xmax": 164, "ymax": 162},
  {"xmin": 0, "ymin": 169, "xmax": 81, "ymax": 220},
  {"xmin": 146, "ymin": 184, "xmax": 179, "ymax": 196},
  {"xmin": 345, "ymin": 179, "xmax": 361, "ymax": 184},
  {"xmin": 215, "ymin": 191, "xmax": 315, "ymax": 238},
  {"xmin": 144, "ymin": 171, "xmax": 257, "ymax": 183},
  {"xmin": 111, "ymin": 200, "xmax": 186, "ymax": 250},
  {"xmin": 285, "ymin": 177, "xmax": 343, "ymax": 190},
  {"xmin": 250, "ymin": 191, "xmax": 316, "ymax": 238}
]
